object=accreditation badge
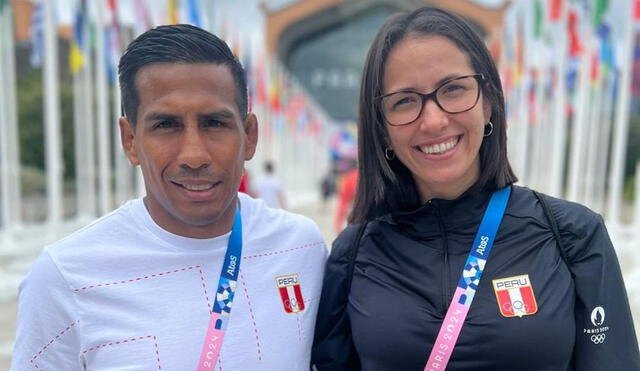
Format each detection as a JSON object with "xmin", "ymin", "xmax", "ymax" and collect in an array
[
  {"xmin": 492, "ymin": 274, "xmax": 538, "ymax": 318},
  {"xmin": 276, "ymin": 274, "xmax": 305, "ymax": 314}
]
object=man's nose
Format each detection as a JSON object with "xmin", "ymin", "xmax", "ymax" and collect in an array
[{"xmin": 177, "ymin": 126, "xmax": 211, "ymax": 170}]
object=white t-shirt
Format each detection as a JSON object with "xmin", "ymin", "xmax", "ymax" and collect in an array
[
  {"xmin": 254, "ymin": 175, "xmax": 284, "ymax": 209},
  {"xmin": 11, "ymin": 193, "xmax": 327, "ymax": 371}
]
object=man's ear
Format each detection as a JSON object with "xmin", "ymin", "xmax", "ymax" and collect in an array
[
  {"xmin": 119, "ymin": 117, "xmax": 139, "ymax": 166},
  {"xmin": 243, "ymin": 113, "xmax": 258, "ymax": 161}
]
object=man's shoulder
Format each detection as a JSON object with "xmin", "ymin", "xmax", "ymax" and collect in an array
[
  {"xmin": 46, "ymin": 199, "xmax": 141, "ymax": 258},
  {"xmin": 239, "ymin": 193, "xmax": 327, "ymax": 257}
]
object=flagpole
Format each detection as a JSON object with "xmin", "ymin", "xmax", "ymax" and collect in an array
[
  {"xmin": 0, "ymin": 2, "xmax": 22, "ymax": 233},
  {"xmin": 113, "ymin": 79, "xmax": 131, "ymax": 205},
  {"xmin": 549, "ymin": 2, "xmax": 569, "ymax": 198},
  {"xmin": 0, "ymin": 4, "xmax": 10, "ymax": 233},
  {"xmin": 634, "ymin": 162, "xmax": 640, "ymax": 238},
  {"xmin": 83, "ymin": 13, "xmax": 97, "ymax": 219},
  {"xmin": 72, "ymin": 60, "xmax": 85, "ymax": 217},
  {"xmin": 42, "ymin": 0, "xmax": 64, "ymax": 228},
  {"xmin": 606, "ymin": 1, "xmax": 635, "ymax": 225},
  {"xmin": 566, "ymin": 38, "xmax": 592, "ymax": 203},
  {"xmin": 96, "ymin": 0, "xmax": 112, "ymax": 215}
]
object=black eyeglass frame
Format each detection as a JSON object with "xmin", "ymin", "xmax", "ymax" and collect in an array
[{"xmin": 376, "ymin": 73, "xmax": 486, "ymax": 127}]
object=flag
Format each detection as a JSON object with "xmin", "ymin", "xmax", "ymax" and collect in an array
[
  {"xmin": 549, "ymin": 0, "xmax": 563, "ymax": 21},
  {"xmin": 105, "ymin": 0, "xmax": 120, "ymax": 83},
  {"xmin": 568, "ymin": 7, "xmax": 583, "ymax": 57},
  {"xmin": 186, "ymin": 0, "xmax": 201, "ymax": 27},
  {"xmin": 255, "ymin": 53, "xmax": 267, "ymax": 104},
  {"xmin": 269, "ymin": 66, "xmax": 282, "ymax": 113},
  {"xmin": 30, "ymin": 1, "xmax": 43, "ymax": 67},
  {"xmin": 168, "ymin": 0, "xmax": 179, "ymax": 25},
  {"xmin": 633, "ymin": 35, "xmax": 640, "ymax": 96},
  {"xmin": 593, "ymin": 0, "xmax": 608, "ymax": 28},
  {"xmin": 69, "ymin": 0, "xmax": 86, "ymax": 74},
  {"xmin": 534, "ymin": 0, "xmax": 543, "ymax": 39},
  {"xmin": 133, "ymin": 0, "xmax": 153, "ymax": 35}
]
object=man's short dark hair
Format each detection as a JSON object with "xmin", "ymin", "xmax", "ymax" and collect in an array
[{"xmin": 118, "ymin": 24, "xmax": 248, "ymax": 126}]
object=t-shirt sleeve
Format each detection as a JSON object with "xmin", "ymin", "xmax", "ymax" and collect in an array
[
  {"xmin": 311, "ymin": 225, "xmax": 361, "ymax": 371},
  {"xmin": 11, "ymin": 249, "xmax": 82, "ymax": 370},
  {"xmin": 558, "ymin": 207, "xmax": 640, "ymax": 370}
]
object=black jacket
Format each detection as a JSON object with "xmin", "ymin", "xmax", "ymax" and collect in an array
[{"xmin": 312, "ymin": 186, "xmax": 639, "ymax": 371}]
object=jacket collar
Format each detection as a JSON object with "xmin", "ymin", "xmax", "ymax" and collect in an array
[{"xmin": 379, "ymin": 185, "xmax": 494, "ymax": 236}]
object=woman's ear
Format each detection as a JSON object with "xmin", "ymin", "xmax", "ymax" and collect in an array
[{"xmin": 482, "ymin": 96, "xmax": 493, "ymax": 124}]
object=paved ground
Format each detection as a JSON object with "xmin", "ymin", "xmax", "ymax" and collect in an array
[{"xmin": 1, "ymin": 197, "xmax": 638, "ymax": 370}]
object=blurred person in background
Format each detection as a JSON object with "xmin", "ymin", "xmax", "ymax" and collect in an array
[
  {"xmin": 238, "ymin": 167, "xmax": 254, "ymax": 196},
  {"xmin": 319, "ymin": 170, "xmax": 337, "ymax": 212},
  {"xmin": 312, "ymin": 7, "xmax": 639, "ymax": 371},
  {"xmin": 254, "ymin": 160, "xmax": 287, "ymax": 209},
  {"xmin": 333, "ymin": 166, "xmax": 358, "ymax": 233},
  {"xmin": 12, "ymin": 24, "xmax": 326, "ymax": 370}
]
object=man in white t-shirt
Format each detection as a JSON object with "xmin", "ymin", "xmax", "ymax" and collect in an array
[
  {"xmin": 12, "ymin": 25, "xmax": 327, "ymax": 371},
  {"xmin": 254, "ymin": 161, "xmax": 287, "ymax": 209}
]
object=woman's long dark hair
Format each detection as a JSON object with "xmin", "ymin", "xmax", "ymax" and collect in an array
[{"xmin": 349, "ymin": 7, "xmax": 517, "ymax": 224}]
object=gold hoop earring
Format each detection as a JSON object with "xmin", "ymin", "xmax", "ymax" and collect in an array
[
  {"xmin": 384, "ymin": 147, "xmax": 395, "ymax": 161},
  {"xmin": 484, "ymin": 122, "xmax": 494, "ymax": 137}
]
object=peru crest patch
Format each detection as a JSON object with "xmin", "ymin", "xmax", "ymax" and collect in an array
[
  {"xmin": 276, "ymin": 274, "xmax": 305, "ymax": 314},
  {"xmin": 492, "ymin": 274, "xmax": 538, "ymax": 318}
]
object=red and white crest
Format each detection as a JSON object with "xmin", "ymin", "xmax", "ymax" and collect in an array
[
  {"xmin": 276, "ymin": 274, "xmax": 305, "ymax": 314},
  {"xmin": 492, "ymin": 274, "xmax": 538, "ymax": 318}
]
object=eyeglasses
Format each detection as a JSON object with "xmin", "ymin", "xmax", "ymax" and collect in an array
[{"xmin": 377, "ymin": 74, "xmax": 485, "ymax": 127}]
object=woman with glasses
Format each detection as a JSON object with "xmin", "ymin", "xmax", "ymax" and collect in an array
[{"xmin": 312, "ymin": 7, "xmax": 639, "ymax": 371}]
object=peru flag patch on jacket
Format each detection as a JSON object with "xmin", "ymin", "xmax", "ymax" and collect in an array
[
  {"xmin": 492, "ymin": 274, "xmax": 538, "ymax": 318},
  {"xmin": 276, "ymin": 274, "xmax": 305, "ymax": 314}
]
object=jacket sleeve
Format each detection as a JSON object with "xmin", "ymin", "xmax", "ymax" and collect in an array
[
  {"xmin": 311, "ymin": 225, "xmax": 362, "ymax": 371},
  {"xmin": 554, "ymin": 202, "xmax": 640, "ymax": 370}
]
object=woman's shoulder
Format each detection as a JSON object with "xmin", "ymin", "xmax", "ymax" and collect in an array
[
  {"xmin": 510, "ymin": 185, "xmax": 604, "ymax": 238},
  {"xmin": 330, "ymin": 224, "xmax": 366, "ymax": 263}
]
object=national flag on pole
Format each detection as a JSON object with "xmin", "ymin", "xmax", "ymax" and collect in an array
[
  {"xmin": 168, "ymin": 0, "xmax": 179, "ymax": 25},
  {"xmin": 105, "ymin": 0, "xmax": 121, "ymax": 83},
  {"xmin": 133, "ymin": 0, "xmax": 153, "ymax": 36},
  {"xmin": 549, "ymin": 0, "xmax": 563, "ymax": 21},
  {"xmin": 568, "ymin": 7, "xmax": 583, "ymax": 57},
  {"xmin": 186, "ymin": 0, "xmax": 201, "ymax": 27},
  {"xmin": 69, "ymin": 0, "xmax": 86, "ymax": 74},
  {"xmin": 30, "ymin": 1, "xmax": 44, "ymax": 67},
  {"xmin": 534, "ymin": 0, "xmax": 543, "ymax": 39},
  {"xmin": 593, "ymin": 0, "xmax": 609, "ymax": 28}
]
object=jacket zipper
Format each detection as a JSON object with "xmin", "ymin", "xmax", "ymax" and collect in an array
[{"xmin": 435, "ymin": 204, "xmax": 450, "ymax": 314}]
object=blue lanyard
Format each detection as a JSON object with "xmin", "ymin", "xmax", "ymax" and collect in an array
[
  {"xmin": 456, "ymin": 186, "xmax": 511, "ymax": 298},
  {"xmin": 425, "ymin": 186, "xmax": 511, "ymax": 371},
  {"xmin": 198, "ymin": 205, "xmax": 243, "ymax": 370},
  {"xmin": 212, "ymin": 205, "xmax": 243, "ymax": 319}
]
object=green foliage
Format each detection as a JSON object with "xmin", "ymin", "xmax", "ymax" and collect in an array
[
  {"xmin": 20, "ymin": 165, "xmax": 46, "ymax": 196},
  {"xmin": 17, "ymin": 67, "xmax": 75, "ymax": 180}
]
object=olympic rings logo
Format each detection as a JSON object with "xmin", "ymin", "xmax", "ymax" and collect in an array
[
  {"xmin": 283, "ymin": 298, "xmax": 299, "ymax": 310},
  {"xmin": 590, "ymin": 334, "xmax": 606, "ymax": 344},
  {"xmin": 502, "ymin": 300, "xmax": 530, "ymax": 314}
]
